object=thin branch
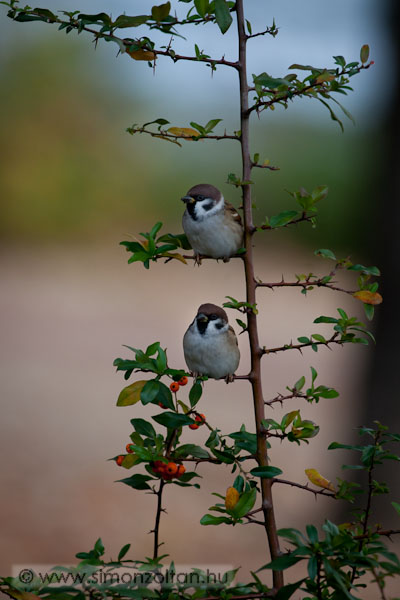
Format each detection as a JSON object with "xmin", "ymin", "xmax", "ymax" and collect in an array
[
  {"xmin": 127, "ymin": 126, "xmax": 240, "ymax": 142},
  {"xmin": 353, "ymin": 529, "xmax": 400, "ymax": 541},
  {"xmin": 273, "ymin": 478, "xmax": 336, "ymax": 498},
  {"xmin": 251, "ymin": 162, "xmax": 280, "ymax": 171},
  {"xmin": 247, "ymin": 27, "xmax": 278, "ymax": 40},
  {"xmin": 265, "ymin": 391, "xmax": 308, "ymax": 407},
  {"xmin": 152, "ymin": 47, "xmax": 239, "ymax": 69},
  {"xmin": 371, "ymin": 566, "xmax": 388, "ymax": 600},
  {"xmin": 247, "ymin": 63, "xmax": 372, "ymax": 115},
  {"xmin": 256, "ymin": 278, "xmax": 355, "ymax": 295},
  {"xmin": 152, "ymin": 479, "xmax": 165, "ymax": 561},
  {"xmin": 261, "ymin": 333, "xmax": 341, "ymax": 356},
  {"xmin": 256, "ymin": 212, "xmax": 314, "ymax": 231}
]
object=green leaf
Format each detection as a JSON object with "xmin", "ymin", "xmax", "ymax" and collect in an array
[
  {"xmin": 275, "ymin": 580, "xmax": 306, "ymax": 600},
  {"xmin": 258, "ymin": 554, "xmax": 304, "ymax": 571},
  {"xmin": 118, "ymin": 474, "xmax": 154, "ymax": 490},
  {"xmin": 294, "ymin": 376, "xmax": 305, "ymax": 391},
  {"xmin": 141, "ymin": 380, "xmax": 161, "ymax": 405},
  {"xmin": 117, "ymin": 543, "xmax": 131, "ymax": 561},
  {"xmin": 194, "ymin": 0, "xmax": 209, "ymax": 17},
  {"xmin": 270, "ymin": 210, "xmax": 298, "ymax": 228},
  {"xmin": 151, "ymin": 2, "xmax": 171, "ymax": 22},
  {"xmin": 250, "ymin": 466, "xmax": 283, "ymax": 478},
  {"xmin": 200, "ymin": 514, "xmax": 233, "ymax": 526},
  {"xmin": 214, "ymin": 0, "xmax": 232, "ymax": 34},
  {"xmin": 174, "ymin": 444, "xmax": 210, "ymax": 459},
  {"xmin": 189, "ymin": 382, "xmax": 203, "ymax": 407},
  {"xmin": 391, "ymin": 501, "xmax": 400, "ymax": 516},
  {"xmin": 152, "ymin": 412, "xmax": 194, "ymax": 428},
  {"xmin": 314, "ymin": 248, "xmax": 336, "ymax": 261},
  {"xmin": 314, "ymin": 316, "xmax": 338, "ymax": 324},
  {"xmin": 231, "ymin": 488, "xmax": 257, "ymax": 518},
  {"xmin": 113, "ymin": 15, "xmax": 149, "ymax": 28},
  {"xmin": 130, "ymin": 418, "xmax": 156, "ymax": 439},
  {"xmin": 211, "ymin": 449, "xmax": 235, "ymax": 464}
]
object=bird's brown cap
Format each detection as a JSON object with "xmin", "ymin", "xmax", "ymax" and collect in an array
[
  {"xmin": 196, "ymin": 303, "xmax": 228, "ymax": 322},
  {"xmin": 185, "ymin": 184, "xmax": 222, "ymax": 201}
]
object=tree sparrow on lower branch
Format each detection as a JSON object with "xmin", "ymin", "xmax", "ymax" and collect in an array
[
  {"xmin": 183, "ymin": 303, "xmax": 240, "ymax": 383},
  {"xmin": 181, "ymin": 184, "xmax": 243, "ymax": 264}
]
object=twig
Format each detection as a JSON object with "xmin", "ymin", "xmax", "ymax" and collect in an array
[
  {"xmin": 256, "ymin": 279, "xmax": 355, "ymax": 295},
  {"xmin": 256, "ymin": 212, "xmax": 314, "ymax": 231},
  {"xmin": 261, "ymin": 333, "xmax": 341, "ymax": 356},
  {"xmin": 128, "ymin": 126, "xmax": 240, "ymax": 142},
  {"xmin": 247, "ymin": 63, "xmax": 372, "ymax": 115},
  {"xmin": 273, "ymin": 478, "xmax": 336, "ymax": 498},
  {"xmin": 265, "ymin": 391, "xmax": 307, "ymax": 407}
]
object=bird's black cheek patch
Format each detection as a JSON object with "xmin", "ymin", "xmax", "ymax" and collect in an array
[
  {"xmin": 215, "ymin": 322, "xmax": 224, "ymax": 330},
  {"xmin": 187, "ymin": 202, "xmax": 198, "ymax": 220},
  {"xmin": 202, "ymin": 201, "xmax": 214, "ymax": 212},
  {"xmin": 197, "ymin": 320, "xmax": 208, "ymax": 335}
]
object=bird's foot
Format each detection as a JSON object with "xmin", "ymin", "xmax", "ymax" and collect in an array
[
  {"xmin": 194, "ymin": 253, "xmax": 203, "ymax": 266},
  {"xmin": 222, "ymin": 256, "xmax": 231, "ymax": 263},
  {"xmin": 225, "ymin": 373, "xmax": 235, "ymax": 384},
  {"xmin": 190, "ymin": 370, "xmax": 200, "ymax": 381}
]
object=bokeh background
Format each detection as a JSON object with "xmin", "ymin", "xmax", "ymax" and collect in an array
[{"xmin": 1, "ymin": 0, "xmax": 399, "ymax": 596}]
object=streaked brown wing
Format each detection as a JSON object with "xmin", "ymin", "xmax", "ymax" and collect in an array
[{"xmin": 224, "ymin": 201, "xmax": 243, "ymax": 226}]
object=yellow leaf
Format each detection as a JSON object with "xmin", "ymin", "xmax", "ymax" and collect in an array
[
  {"xmin": 127, "ymin": 49, "xmax": 156, "ymax": 61},
  {"xmin": 305, "ymin": 468, "xmax": 335, "ymax": 492},
  {"xmin": 225, "ymin": 486, "xmax": 240, "ymax": 511},
  {"xmin": 122, "ymin": 453, "xmax": 140, "ymax": 469},
  {"xmin": 161, "ymin": 252, "xmax": 187, "ymax": 264},
  {"xmin": 167, "ymin": 127, "xmax": 201, "ymax": 139},
  {"xmin": 117, "ymin": 380, "xmax": 147, "ymax": 407},
  {"xmin": 353, "ymin": 290, "xmax": 383, "ymax": 305},
  {"xmin": 316, "ymin": 72, "xmax": 335, "ymax": 84},
  {"xmin": 262, "ymin": 159, "xmax": 270, "ymax": 166}
]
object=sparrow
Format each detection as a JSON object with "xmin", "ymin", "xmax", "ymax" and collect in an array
[
  {"xmin": 181, "ymin": 184, "xmax": 243, "ymax": 264},
  {"xmin": 183, "ymin": 303, "xmax": 240, "ymax": 383}
]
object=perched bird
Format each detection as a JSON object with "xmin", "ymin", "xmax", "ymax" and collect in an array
[
  {"xmin": 181, "ymin": 184, "xmax": 243, "ymax": 263},
  {"xmin": 183, "ymin": 303, "xmax": 240, "ymax": 383}
]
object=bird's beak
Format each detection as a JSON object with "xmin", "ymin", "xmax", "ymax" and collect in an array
[
  {"xmin": 197, "ymin": 315, "xmax": 208, "ymax": 323},
  {"xmin": 181, "ymin": 196, "xmax": 195, "ymax": 204}
]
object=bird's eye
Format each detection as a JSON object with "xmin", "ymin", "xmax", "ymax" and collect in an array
[
  {"xmin": 209, "ymin": 315, "xmax": 218, "ymax": 320},
  {"xmin": 197, "ymin": 195, "xmax": 205, "ymax": 201}
]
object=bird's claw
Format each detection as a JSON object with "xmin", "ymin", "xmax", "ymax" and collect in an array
[
  {"xmin": 194, "ymin": 254, "xmax": 203, "ymax": 266},
  {"xmin": 225, "ymin": 374, "xmax": 235, "ymax": 384}
]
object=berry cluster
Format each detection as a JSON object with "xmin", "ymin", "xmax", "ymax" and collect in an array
[
  {"xmin": 151, "ymin": 460, "xmax": 186, "ymax": 481},
  {"xmin": 189, "ymin": 413, "xmax": 206, "ymax": 430},
  {"xmin": 169, "ymin": 376, "xmax": 188, "ymax": 393}
]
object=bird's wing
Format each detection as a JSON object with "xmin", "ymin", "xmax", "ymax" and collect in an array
[
  {"xmin": 228, "ymin": 325, "xmax": 239, "ymax": 347},
  {"xmin": 224, "ymin": 202, "xmax": 243, "ymax": 226}
]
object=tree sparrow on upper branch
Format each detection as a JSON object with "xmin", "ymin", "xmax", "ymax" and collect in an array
[
  {"xmin": 181, "ymin": 184, "xmax": 243, "ymax": 264},
  {"xmin": 183, "ymin": 303, "xmax": 240, "ymax": 383}
]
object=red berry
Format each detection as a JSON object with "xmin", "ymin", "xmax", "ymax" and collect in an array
[
  {"xmin": 166, "ymin": 462, "xmax": 178, "ymax": 476},
  {"xmin": 126, "ymin": 443, "xmax": 135, "ymax": 453},
  {"xmin": 116, "ymin": 455, "xmax": 124, "ymax": 466},
  {"xmin": 189, "ymin": 423, "xmax": 199, "ymax": 430},
  {"xmin": 195, "ymin": 413, "xmax": 206, "ymax": 425},
  {"xmin": 178, "ymin": 376, "xmax": 188, "ymax": 386},
  {"xmin": 170, "ymin": 382, "xmax": 179, "ymax": 393},
  {"xmin": 158, "ymin": 402, "xmax": 167, "ymax": 409},
  {"xmin": 152, "ymin": 460, "xmax": 167, "ymax": 475},
  {"xmin": 176, "ymin": 464, "xmax": 186, "ymax": 478}
]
